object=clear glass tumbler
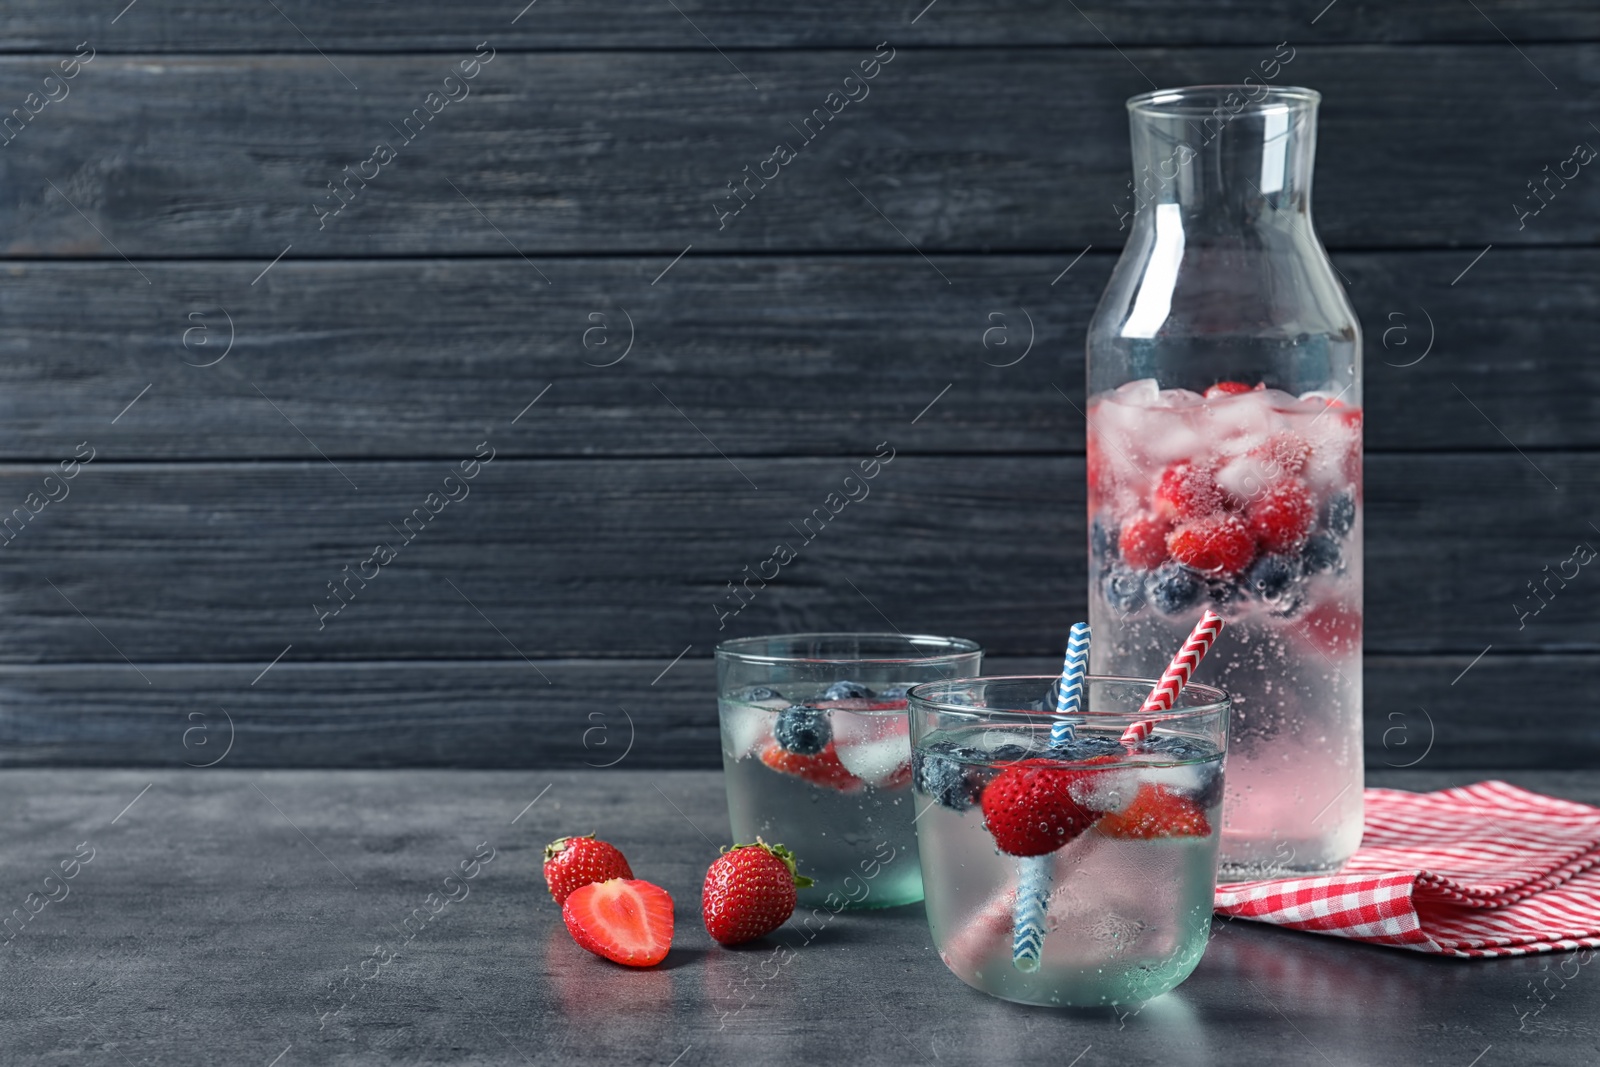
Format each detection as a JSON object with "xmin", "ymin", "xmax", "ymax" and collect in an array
[
  {"xmin": 716, "ymin": 633, "xmax": 982, "ymax": 909},
  {"xmin": 909, "ymin": 676, "xmax": 1228, "ymax": 1007},
  {"xmin": 1086, "ymin": 85, "xmax": 1363, "ymax": 878}
]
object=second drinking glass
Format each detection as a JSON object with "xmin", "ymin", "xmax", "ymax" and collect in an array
[{"xmin": 716, "ymin": 633, "xmax": 983, "ymax": 909}]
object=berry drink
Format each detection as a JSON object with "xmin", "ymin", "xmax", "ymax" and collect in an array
[
  {"xmin": 716, "ymin": 634, "xmax": 982, "ymax": 909},
  {"xmin": 1088, "ymin": 379, "xmax": 1362, "ymax": 877},
  {"xmin": 908, "ymin": 677, "xmax": 1228, "ymax": 1007}
]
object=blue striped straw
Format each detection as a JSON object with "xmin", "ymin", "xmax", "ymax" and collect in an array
[
  {"xmin": 1051, "ymin": 621, "xmax": 1091, "ymax": 747},
  {"xmin": 1015, "ymin": 621, "xmax": 1091, "ymax": 972}
]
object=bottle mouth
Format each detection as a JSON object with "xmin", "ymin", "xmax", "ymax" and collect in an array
[{"xmin": 1128, "ymin": 84, "xmax": 1320, "ymax": 118}]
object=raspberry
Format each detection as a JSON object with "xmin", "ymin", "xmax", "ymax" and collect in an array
[
  {"xmin": 1204, "ymin": 381, "xmax": 1255, "ymax": 398},
  {"xmin": 1153, "ymin": 460, "xmax": 1224, "ymax": 520},
  {"xmin": 1117, "ymin": 512, "xmax": 1171, "ymax": 570},
  {"xmin": 1246, "ymin": 479, "xmax": 1314, "ymax": 553},
  {"xmin": 1167, "ymin": 514, "xmax": 1255, "ymax": 576},
  {"xmin": 1247, "ymin": 432, "xmax": 1312, "ymax": 478}
]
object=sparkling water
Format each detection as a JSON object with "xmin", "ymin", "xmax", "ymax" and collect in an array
[
  {"xmin": 720, "ymin": 689, "xmax": 923, "ymax": 908},
  {"xmin": 1088, "ymin": 382, "xmax": 1363, "ymax": 877},
  {"xmin": 914, "ymin": 728, "xmax": 1222, "ymax": 1006}
]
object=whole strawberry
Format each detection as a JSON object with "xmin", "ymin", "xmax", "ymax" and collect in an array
[
  {"xmin": 981, "ymin": 759, "xmax": 1104, "ymax": 857},
  {"xmin": 702, "ymin": 840, "xmax": 813, "ymax": 946},
  {"xmin": 544, "ymin": 834, "xmax": 633, "ymax": 905}
]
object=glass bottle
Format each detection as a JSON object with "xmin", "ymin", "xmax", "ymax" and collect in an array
[{"xmin": 1085, "ymin": 85, "xmax": 1363, "ymax": 878}]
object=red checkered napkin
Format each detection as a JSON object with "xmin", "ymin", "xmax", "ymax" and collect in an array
[{"xmin": 1214, "ymin": 781, "xmax": 1600, "ymax": 958}]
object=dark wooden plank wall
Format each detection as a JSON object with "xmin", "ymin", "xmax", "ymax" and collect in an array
[{"xmin": 1, "ymin": 3, "xmax": 1595, "ymax": 768}]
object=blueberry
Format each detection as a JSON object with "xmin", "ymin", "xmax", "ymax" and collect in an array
[
  {"xmin": 1091, "ymin": 514, "xmax": 1120, "ymax": 564},
  {"xmin": 773, "ymin": 705, "xmax": 830, "ymax": 755},
  {"xmin": 1245, "ymin": 554, "xmax": 1298, "ymax": 602},
  {"xmin": 1190, "ymin": 771, "xmax": 1225, "ymax": 812},
  {"xmin": 1267, "ymin": 589, "xmax": 1307, "ymax": 619},
  {"xmin": 1049, "ymin": 735, "xmax": 1125, "ymax": 761},
  {"xmin": 989, "ymin": 743, "xmax": 1034, "ymax": 763},
  {"xmin": 821, "ymin": 680, "xmax": 873, "ymax": 701},
  {"xmin": 1147, "ymin": 562, "xmax": 1203, "ymax": 615},
  {"xmin": 1138, "ymin": 735, "xmax": 1212, "ymax": 761},
  {"xmin": 1139, "ymin": 735, "xmax": 1224, "ymax": 808},
  {"xmin": 913, "ymin": 743, "xmax": 987, "ymax": 811},
  {"xmin": 1102, "ymin": 567, "xmax": 1146, "ymax": 616},
  {"xmin": 1206, "ymin": 577, "xmax": 1249, "ymax": 618},
  {"xmin": 1301, "ymin": 532, "xmax": 1343, "ymax": 575},
  {"xmin": 739, "ymin": 686, "xmax": 783, "ymax": 702},
  {"xmin": 1323, "ymin": 490, "xmax": 1356, "ymax": 538},
  {"xmin": 877, "ymin": 686, "xmax": 909, "ymax": 702}
]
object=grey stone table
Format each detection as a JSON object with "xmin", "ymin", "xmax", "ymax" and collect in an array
[{"xmin": 2, "ymin": 768, "xmax": 1596, "ymax": 1066}]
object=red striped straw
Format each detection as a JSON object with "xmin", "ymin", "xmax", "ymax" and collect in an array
[{"xmin": 1121, "ymin": 609, "xmax": 1224, "ymax": 744}]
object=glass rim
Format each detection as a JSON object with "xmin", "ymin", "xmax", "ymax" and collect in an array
[
  {"xmin": 905, "ymin": 674, "xmax": 1229, "ymax": 724},
  {"xmin": 714, "ymin": 631, "xmax": 981, "ymax": 666},
  {"xmin": 1127, "ymin": 84, "xmax": 1320, "ymax": 117}
]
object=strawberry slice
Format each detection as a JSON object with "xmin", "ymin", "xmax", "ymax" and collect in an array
[
  {"xmin": 562, "ymin": 878, "xmax": 674, "ymax": 967},
  {"xmin": 760, "ymin": 742, "xmax": 864, "ymax": 792},
  {"xmin": 1095, "ymin": 784, "xmax": 1210, "ymax": 839}
]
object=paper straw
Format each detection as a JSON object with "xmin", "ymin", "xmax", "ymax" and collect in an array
[
  {"xmin": 1014, "ymin": 622, "xmax": 1091, "ymax": 972},
  {"xmin": 1050, "ymin": 621, "xmax": 1090, "ymax": 747},
  {"xmin": 1012, "ymin": 858, "xmax": 1051, "ymax": 971},
  {"xmin": 1121, "ymin": 609, "xmax": 1224, "ymax": 745}
]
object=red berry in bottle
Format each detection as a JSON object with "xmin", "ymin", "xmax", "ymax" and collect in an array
[
  {"xmin": 1247, "ymin": 432, "xmax": 1312, "ymax": 478},
  {"xmin": 1167, "ymin": 514, "xmax": 1256, "ymax": 576},
  {"xmin": 1118, "ymin": 512, "xmax": 1171, "ymax": 570},
  {"xmin": 1204, "ymin": 381, "xmax": 1255, "ymax": 398},
  {"xmin": 1246, "ymin": 478, "xmax": 1314, "ymax": 553},
  {"xmin": 1153, "ymin": 460, "xmax": 1224, "ymax": 520}
]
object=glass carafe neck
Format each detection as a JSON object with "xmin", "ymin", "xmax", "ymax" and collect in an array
[{"xmin": 1124, "ymin": 85, "xmax": 1319, "ymax": 236}]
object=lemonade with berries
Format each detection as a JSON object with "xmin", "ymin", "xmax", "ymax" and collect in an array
[
  {"xmin": 1087, "ymin": 380, "xmax": 1362, "ymax": 877},
  {"xmin": 908, "ymin": 677, "xmax": 1227, "ymax": 1007},
  {"xmin": 716, "ymin": 634, "xmax": 983, "ymax": 908}
]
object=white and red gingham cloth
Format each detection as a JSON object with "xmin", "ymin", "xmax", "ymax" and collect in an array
[{"xmin": 1214, "ymin": 781, "xmax": 1600, "ymax": 958}]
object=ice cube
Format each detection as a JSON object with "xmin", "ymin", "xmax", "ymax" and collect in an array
[
  {"xmin": 1216, "ymin": 452, "xmax": 1272, "ymax": 503},
  {"xmin": 1115, "ymin": 378, "xmax": 1161, "ymax": 406},
  {"xmin": 721, "ymin": 702, "xmax": 773, "ymax": 760},
  {"xmin": 976, "ymin": 730, "xmax": 1039, "ymax": 758},
  {"xmin": 1141, "ymin": 763, "xmax": 1206, "ymax": 795},
  {"xmin": 832, "ymin": 713, "xmax": 911, "ymax": 787},
  {"xmin": 1069, "ymin": 767, "xmax": 1138, "ymax": 814},
  {"xmin": 1141, "ymin": 419, "xmax": 1207, "ymax": 466},
  {"xmin": 1157, "ymin": 388, "xmax": 1205, "ymax": 407}
]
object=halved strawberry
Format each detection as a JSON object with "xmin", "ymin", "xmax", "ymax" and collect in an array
[
  {"xmin": 562, "ymin": 878, "xmax": 674, "ymax": 967},
  {"xmin": 1095, "ymin": 784, "xmax": 1210, "ymax": 839},
  {"xmin": 760, "ymin": 742, "xmax": 864, "ymax": 791},
  {"xmin": 1205, "ymin": 381, "xmax": 1255, "ymax": 398}
]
